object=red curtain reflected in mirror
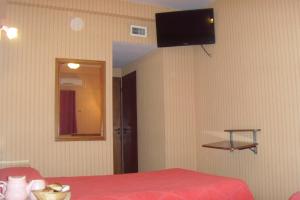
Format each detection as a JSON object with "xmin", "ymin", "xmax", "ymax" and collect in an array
[{"xmin": 60, "ymin": 90, "xmax": 77, "ymax": 134}]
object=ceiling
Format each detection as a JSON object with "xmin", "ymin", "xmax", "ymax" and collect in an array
[
  {"xmin": 113, "ymin": 42, "xmax": 156, "ymax": 68},
  {"xmin": 127, "ymin": 0, "xmax": 215, "ymax": 10},
  {"xmin": 113, "ymin": 0, "xmax": 215, "ymax": 68}
]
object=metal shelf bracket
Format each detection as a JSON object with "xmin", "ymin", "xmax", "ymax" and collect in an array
[{"xmin": 227, "ymin": 129, "xmax": 260, "ymax": 155}]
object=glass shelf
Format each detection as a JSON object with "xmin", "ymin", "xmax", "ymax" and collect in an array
[
  {"xmin": 202, "ymin": 129, "xmax": 261, "ymax": 154},
  {"xmin": 202, "ymin": 141, "xmax": 258, "ymax": 151}
]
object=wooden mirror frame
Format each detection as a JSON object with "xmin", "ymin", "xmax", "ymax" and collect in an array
[{"xmin": 55, "ymin": 58, "xmax": 106, "ymax": 141}]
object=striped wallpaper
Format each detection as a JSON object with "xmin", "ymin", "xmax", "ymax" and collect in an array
[
  {"xmin": 124, "ymin": 47, "xmax": 197, "ymax": 171},
  {"xmin": 1, "ymin": 0, "xmax": 298, "ymax": 198},
  {"xmin": 0, "ymin": 0, "xmax": 7, "ymax": 23},
  {"xmin": 196, "ymin": 0, "xmax": 300, "ymax": 199},
  {"xmin": 123, "ymin": 49, "xmax": 166, "ymax": 172},
  {"xmin": 163, "ymin": 47, "xmax": 197, "ymax": 170},
  {"xmin": 0, "ymin": 0, "xmax": 166, "ymax": 177}
]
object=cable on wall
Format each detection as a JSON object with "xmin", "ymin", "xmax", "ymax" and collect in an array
[{"xmin": 201, "ymin": 45, "xmax": 212, "ymax": 57}]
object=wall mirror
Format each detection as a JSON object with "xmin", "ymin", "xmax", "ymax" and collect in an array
[{"xmin": 55, "ymin": 58, "xmax": 106, "ymax": 141}]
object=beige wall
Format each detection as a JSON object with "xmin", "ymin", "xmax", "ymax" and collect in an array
[
  {"xmin": 123, "ymin": 49, "xmax": 166, "ymax": 172},
  {"xmin": 112, "ymin": 68, "xmax": 122, "ymax": 77},
  {"xmin": 123, "ymin": 47, "xmax": 197, "ymax": 171},
  {"xmin": 0, "ymin": 0, "xmax": 167, "ymax": 177},
  {"xmin": 195, "ymin": 0, "xmax": 300, "ymax": 199},
  {"xmin": 2, "ymin": 0, "xmax": 298, "ymax": 198},
  {"xmin": 162, "ymin": 47, "xmax": 197, "ymax": 170},
  {"xmin": 0, "ymin": 0, "xmax": 195, "ymax": 177},
  {"xmin": 0, "ymin": 0, "xmax": 7, "ymax": 23}
]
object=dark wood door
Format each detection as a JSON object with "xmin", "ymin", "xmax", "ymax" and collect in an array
[
  {"xmin": 122, "ymin": 72, "xmax": 138, "ymax": 173},
  {"xmin": 113, "ymin": 77, "xmax": 122, "ymax": 174}
]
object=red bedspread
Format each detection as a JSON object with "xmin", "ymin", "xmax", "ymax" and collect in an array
[{"xmin": 46, "ymin": 169, "xmax": 254, "ymax": 200}]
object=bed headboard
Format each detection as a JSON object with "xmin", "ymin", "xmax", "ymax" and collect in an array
[{"xmin": 0, "ymin": 160, "xmax": 30, "ymax": 168}]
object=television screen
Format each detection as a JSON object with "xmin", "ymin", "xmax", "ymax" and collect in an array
[{"xmin": 155, "ymin": 9, "xmax": 215, "ymax": 47}]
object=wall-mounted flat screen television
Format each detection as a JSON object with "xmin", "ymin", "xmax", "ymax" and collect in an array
[{"xmin": 155, "ymin": 9, "xmax": 215, "ymax": 47}]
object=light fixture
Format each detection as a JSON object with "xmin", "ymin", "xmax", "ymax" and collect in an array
[
  {"xmin": 70, "ymin": 17, "xmax": 84, "ymax": 31},
  {"xmin": 0, "ymin": 25, "xmax": 18, "ymax": 40},
  {"xmin": 67, "ymin": 63, "xmax": 80, "ymax": 69}
]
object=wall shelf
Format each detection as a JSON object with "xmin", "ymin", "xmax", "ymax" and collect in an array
[{"xmin": 202, "ymin": 129, "xmax": 261, "ymax": 154}]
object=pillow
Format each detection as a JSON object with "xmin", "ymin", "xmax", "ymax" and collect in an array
[
  {"xmin": 289, "ymin": 192, "xmax": 300, "ymax": 200},
  {"xmin": 0, "ymin": 167, "xmax": 43, "ymax": 181}
]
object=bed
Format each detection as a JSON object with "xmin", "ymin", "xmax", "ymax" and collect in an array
[
  {"xmin": 290, "ymin": 192, "xmax": 300, "ymax": 200},
  {"xmin": 0, "ymin": 167, "xmax": 254, "ymax": 200}
]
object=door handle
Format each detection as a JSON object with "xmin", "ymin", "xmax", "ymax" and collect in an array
[
  {"xmin": 114, "ymin": 128, "xmax": 121, "ymax": 134},
  {"xmin": 123, "ymin": 127, "xmax": 132, "ymax": 134}
]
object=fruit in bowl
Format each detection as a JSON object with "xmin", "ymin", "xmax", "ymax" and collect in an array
[
  {"xmin": 33, "ymin": 191, "xmax": 69, "ymax": 200},
  {"xmin": 33, "ymin": 184, "xmax": 71, "ymax": 200}
]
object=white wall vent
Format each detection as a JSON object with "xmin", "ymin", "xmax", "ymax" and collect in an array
[
  {"xmin": 130, "ymin": 25, "xmax": 147, "ymax": 38},
  {"xmin": 60, "ymin": 77, "xmax": 83, "ymax": 87}
]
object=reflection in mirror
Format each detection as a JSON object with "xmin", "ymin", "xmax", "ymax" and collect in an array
[{"xmin": 55, "ymin": 58, "xmax": 106, "ymax": 141}]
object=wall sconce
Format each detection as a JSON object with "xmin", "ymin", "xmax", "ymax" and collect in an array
[{"xmin": 0, "ymin": 25, "xmax": 18, "ymax": 40}]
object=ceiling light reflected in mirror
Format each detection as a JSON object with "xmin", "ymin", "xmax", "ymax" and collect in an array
[{"xmin": 67, "ymin": 63, "xmax": 80, "ymax": 69}]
